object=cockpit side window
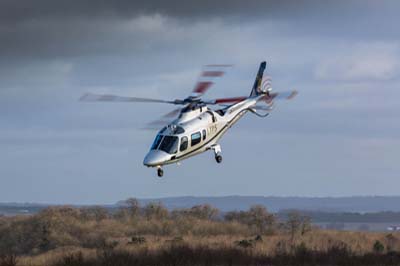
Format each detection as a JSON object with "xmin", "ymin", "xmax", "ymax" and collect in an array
[
  {"xmin": 151, "ymin": 135, "xmax": 163, "ymax": 150},
  {"xmin": 191, "ymin": 132, "xmax": 201, "ymax": 146},
  {"xmin": 202, "ymin": 129, "xmax": 206, "ymax": 140},
  {"xmin": 180, "ymin": 136, "xmax": 188, "ymax": 152}
]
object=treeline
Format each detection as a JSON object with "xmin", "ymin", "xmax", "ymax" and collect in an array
[
  {"xmin": 0, "ymin": 198, "xmax": 310, "ymax": 256},
  {"xmin": 1, "ymin": 198, "xmax": 400, "ymax": 266},
  {"xmin": 4, "ymin": 203, "xmax": 400, "ymax": 223},
  {"xmin": 278, "ymin": 210, "xmax": 400, "ymax": 223}
]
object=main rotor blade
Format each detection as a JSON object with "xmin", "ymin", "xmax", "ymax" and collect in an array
[
  {"xmin": 262, "ymin": 90, "xmax": 298, "ymax": 101},
  {"xmin": 143, "ymin": 108, "xmax": 182, "ymax": 130},
  {"xmin": 203, "ymin": 96, "xmax": 247, "ymax": 105},
  {"xmin": 205, "ymin": 91, "xmax": 297, "ymax": 105},
  {"xmin": 193, "ymin": 81, "xmax": 214, "ymax": 95},
  {"xmin": 80, "ymin": 93, "xmax": 183, "ymax": 105},
  {"xmin": 214, "ymin": 96, "xmax": 248, "ymax": 104},
  {"xmin": 191, "ymin": 65, "xmax": 232, "ymax": 97}
]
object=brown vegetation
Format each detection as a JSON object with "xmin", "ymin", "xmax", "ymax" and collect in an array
[{"xmin": 0, "ymin": 199, "xmax": 399, "ymax": 266}]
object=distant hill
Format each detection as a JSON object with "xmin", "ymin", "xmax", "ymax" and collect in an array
[
  {"xmin": 136, "ymin": 196, "xmax": 400, "ymax": 213},
  {"xmin": 3, "ymin": 196, "xmax": 400, "ymax": 216}
]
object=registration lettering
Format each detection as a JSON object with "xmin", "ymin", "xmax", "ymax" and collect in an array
[{"xmin": 208, "ymin": 125, "xmax": 217, "ymax": 134}]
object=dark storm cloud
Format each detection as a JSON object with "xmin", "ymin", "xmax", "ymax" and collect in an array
[
  {"xmin": 1, "ymin": 0, "xmax": 399, "ymax": 61},
  {"xmin": 0, "ymin": 0, "xmax": 334, "ymax": 22},
  {"xmin": 1, "ymin": 0, "xmax": 395, "ymax": 26},
  {"xmin": 2, "ymin": 0, "xmax": 399, "ymax": 24}
]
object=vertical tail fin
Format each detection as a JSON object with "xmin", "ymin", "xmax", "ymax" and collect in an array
[{"xmin": 250, "ymin": 61, "xmax": 266, "ymax": 97}]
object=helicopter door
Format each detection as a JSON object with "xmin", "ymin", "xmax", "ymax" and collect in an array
[{"xmin": 179, "ymin": 136, "xmax": 188, "ymax": 152}]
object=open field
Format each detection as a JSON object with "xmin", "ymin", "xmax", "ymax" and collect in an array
[{"xmin": 1, "ymin": 200, "xmax": 400, "ymax": 266}]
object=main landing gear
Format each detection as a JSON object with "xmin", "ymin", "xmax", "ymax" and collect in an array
[
  {"xmin": 211, "ymin": 144, "xmax": 223, "ymax": 164},
  {"xmin": 157, "ymin": 166, "xmax": 164, "ymax": 177}
]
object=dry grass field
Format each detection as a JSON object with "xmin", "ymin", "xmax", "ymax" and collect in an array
[{"xmin": 1, "ymin": 200, "xmax": 399, "ymax": 266}]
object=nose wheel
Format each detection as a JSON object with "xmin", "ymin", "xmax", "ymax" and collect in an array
[
  {"xmin": 211, "ymin": 144, "xmax": 222, "ymax": 164},
  {"xmin": 215, "ymin": 154, "xmax": 222, "ymax": 163},
  {"xmin": 157, "ymin": 167, "xmax": 164, "ymax": 177}
]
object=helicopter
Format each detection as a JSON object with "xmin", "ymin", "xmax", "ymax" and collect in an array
[{"xmin": 80, "ymin": 61, "xmax": 297, "ymax": 177}]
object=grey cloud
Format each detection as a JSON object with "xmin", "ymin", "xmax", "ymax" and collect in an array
[
  {"xmin": 314, "ymin": 42, "xmax": 400, "ymax": 82},
  {"xmin": 1, "ymin": 0, "xmax": 400, "ymax": 61},
  {"xmin": 0, "ymin": 0, "xmax": 350, "ymax": 22},
  {"xmin": 0, "ymin": 0, "xmax": 397, "ymax": 22}
]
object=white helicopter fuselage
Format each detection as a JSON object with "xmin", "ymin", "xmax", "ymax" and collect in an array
[
  {"xmin": 80, "ymin": 61, "xmax": 296, "ymax": 177},
  {"xmin": 143, "ymin": 95, "xmax": 262, "ymax": 168}
]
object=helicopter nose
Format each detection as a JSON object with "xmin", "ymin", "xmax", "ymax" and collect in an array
[{"xmin": 143, "ymin": 150, "xmax": 170, "ymax": 167}]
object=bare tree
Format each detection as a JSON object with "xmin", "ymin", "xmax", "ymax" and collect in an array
[
  {"xmin": 143, "ymin": 202, "xmax": 168, "ymax": 220},
  {"xmin": 284, "ymin": 210, "xmax": 312, "ymax": 250},
  {"xmin": 225, "ymin": 205, "xmax": 276, "ymax": 235},
  {"xmin": 125, "ymin": 198, "xmax": 140, "ymax": 218},
  {"xmin": 286, "ymin": 211, "xmax": 302, "ymax": 244}
]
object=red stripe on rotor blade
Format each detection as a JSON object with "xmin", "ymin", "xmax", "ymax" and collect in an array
[
  {"xmin": 193, "ymin": 81, "xmax": 213, "ymax": 94},
  {"xmin": 215, "ymin": 96, "xmax": 247, "ymax": 104}
]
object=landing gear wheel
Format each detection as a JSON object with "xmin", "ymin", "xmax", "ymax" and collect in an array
[
  {"xmin": 157, "ymin": 168, "xmax": 164, "ymax": 177},
  {"xmin": 211, "ymin": 144, "xmax": 223, "ymax": 164}
]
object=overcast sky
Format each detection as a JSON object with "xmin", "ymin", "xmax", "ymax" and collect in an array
[{"xmin": 1, "ymin": 0, "xmax": 400, "ymax": 204}]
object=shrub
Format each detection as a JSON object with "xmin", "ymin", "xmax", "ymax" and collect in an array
[
  {"xmin": 236, "ymin": 239, "xmax": 253, "ymax": 248},
  {"xmin": 254, "ymin": 235, "xmax": 263, "ymax": 242},
  {"xmin": 224, "ymin": 205, "xmax": 276, "ymax": 235},
  {"xmin": 172, "ymin": 204, "xmax": 219, "ymax": 220},
  {"xmin": 0, "ymin": 253, "xmax": 17, "ymax": 266},
  {"xmin": 129, "ymin": 236, "xmax": 146, "ymax": 245},
  {"xmin": 372, "ymin": 240, "xmax": 384, "ymax": 254},
  {"xmin": 80, "ymin": 206, "xmax": 109, "ymax": 222},
  {"xmin": 143, "ymin": 202, "xmax": 168, "ymax": 220},
  {"xmin": 385, "ymin": 233, "xmax": 399, "ymax": 252},
  {"xmin": 56, "ymin": 252, "xmax": 84, "ymax": 266}
]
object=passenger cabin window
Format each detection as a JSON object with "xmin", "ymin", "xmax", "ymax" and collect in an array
[
  {"xmin": 180, "ymin": 136, "xmax": 188, "ymax": 152},
  {"xmin": 202, "ymin": 129, "xmax": 206, "ymax": 140},
  {"xmin": 191, "ymin": 132, "xmax": 201, "ymax": 146}
]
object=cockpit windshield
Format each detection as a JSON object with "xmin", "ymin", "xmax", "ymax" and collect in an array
[
  {"xmin": 159, "ymin": 136, "xmax": 179, "ymax": 154},
  {"xmin": 151, "ymin": 134, "xmax": 163, "ymax": 150},
  {"xmin": 151, "ymin": 135, "xmax": 179, "ymax": 154}
]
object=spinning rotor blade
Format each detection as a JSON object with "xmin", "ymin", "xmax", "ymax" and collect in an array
[
  {"xmin": 212, "ymin": 96, "xmax": 248, "ymax": 104},
  {"xmin": 207, "ymin": 90, "xmax": 297, "ymax": 106},
  {"xmin": 257, "ymin": 90, "xmax": 298, "ymax": 105},
  {"xmin": 144, "ymin": 108, "xmax": 182, "ymax": 130},
  {"xmin": 193, "ymin": 81, "xmax": 214, "ymax": 95},
  {"xmin": 261, "ymin": 75, "xmax": 272, "ymax": 92},
  {"xmin": 161, "ymin": 108, "xmax": 182, "ymax": 118},
  {"xmin": 274, "ymin": 90, "xmax": 298, "ymax": 99},
  {"xmin": 80, "ymin": 93, "xmax": 183, "ymax": 105},
  {"xmin": 191, "ymin": 65, "xmax": 232, "ymax": 97}
]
